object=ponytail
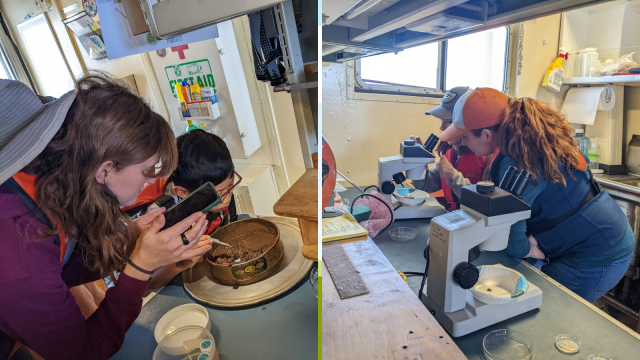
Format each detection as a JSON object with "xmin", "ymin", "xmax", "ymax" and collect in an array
[{"xmin": 498, "ymin": 98, "xmax": 582, "ymax": 185}]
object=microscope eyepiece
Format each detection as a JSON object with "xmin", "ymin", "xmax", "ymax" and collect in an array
[
  {"xmin": 510, "ymin": 170, "xmax": 532, "ymax": 198},
  {"xmin": 498, "ymin": 166, "xmax": 518, "ymax": 191},
  {"xmin": 423, "ymin": 134, "xmax": 439, "ymax": 153}
]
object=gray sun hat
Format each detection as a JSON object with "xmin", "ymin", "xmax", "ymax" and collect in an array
[
  {"xmin": 0, "ymin": 80, "xmax": 76, "ymax": 184},
  {"xmin": 425, "ymin": 86, "xmax": 470, "ymax": 119}
]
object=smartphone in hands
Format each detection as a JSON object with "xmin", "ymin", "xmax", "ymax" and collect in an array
[{"xmin": 160, "ymin": 182, "xmax": 221, "ymax": 231}]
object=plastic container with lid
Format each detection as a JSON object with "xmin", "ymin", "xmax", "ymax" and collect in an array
[
  {"xmin": 576, "ymin": 49, "xmax": 587, "ymax": 77},
  {"xmin": 584, "ymin": 48, "xmax": 599, "ymax": 77},
  {"xmin": 573, "ymin": 129, "xmax": 591, "ymax": 161},
  {"xmin": 577, "ymin": 48, "xmax": 598, "ymax": 77},
  {"xmin": 564, "ymin": 48, "xmax": 577, "ymax": 77},
  {"xmin": 153, "ymin": 325, "xmax": 219, "ymax": 360},
  {"xmin": 588, "ymin": 137, "xmax": 603, "ymax": 170},
  {"xmin": 154, "ymin": 304, "xmax": 211, "ymax": 345}
]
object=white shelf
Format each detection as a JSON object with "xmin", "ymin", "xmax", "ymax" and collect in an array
[
  {"xmin": 564, "ymin": 75, "xmax": 640, "ymax": 86},
  {"xmin": 178, "ymin": 100, "xmax": 221, "ymax": 121}
]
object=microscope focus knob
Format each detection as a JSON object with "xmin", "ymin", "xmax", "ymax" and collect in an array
[
  {"xmin": 453, "ymin": 262, "xmax": 479, "ymax": 289},
  {"xmin": 381, "ymin": 181, "xmax": 396, "ymax": 195}
]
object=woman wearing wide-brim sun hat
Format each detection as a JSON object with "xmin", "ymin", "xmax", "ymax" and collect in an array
[
  {"xmin": 439, "ymin": 87, "xmax": 635, "ymax": 303},
  {"xmin": 0, "ymin": 75, "xmax": 214, "ymax": 359}
]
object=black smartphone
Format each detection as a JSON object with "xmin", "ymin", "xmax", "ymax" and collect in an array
[{"xmin": 160, "ymin": 182, "xmax": 221, "ymax": 231}]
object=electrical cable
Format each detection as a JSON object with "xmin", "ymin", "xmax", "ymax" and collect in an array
[
  {"xmin": 350, "ymin": 192, "xmax": 395, "ymax": 237},
  {"xmin": 418, "ymin": 240, "xmax": 430, "ymax": 301},
  {"xmin": 363, "ymin": 185, "xmax": 381, "ymax": 193}
]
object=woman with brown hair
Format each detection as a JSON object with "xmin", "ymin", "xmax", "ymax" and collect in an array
[
  {"xmin": 0, "ymin": 75, "xmax": 214, "ymax": 359},
  {"xmin": 439, "ymin": 87, "xmax": 635, "ymax": 302}
]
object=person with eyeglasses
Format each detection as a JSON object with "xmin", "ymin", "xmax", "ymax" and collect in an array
[{"xmin": 121, "ymin": 129, "xmax": 241, "ymax": 296}]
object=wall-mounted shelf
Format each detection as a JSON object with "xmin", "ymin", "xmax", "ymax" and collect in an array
[
  {"xmin": 178, "ymin": 100, "xmax": 221, "ymax": 121},
  {"xmin": 564, "ymin": 75, "xmax": 640, "ymax": 86},
  {"xmin": 178, "ymin": 113, "xmax": 217, "ymax": 121}
]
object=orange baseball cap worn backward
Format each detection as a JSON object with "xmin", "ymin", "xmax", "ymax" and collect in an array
[{"xmin": 439, "ymin": 87, "xmax": 510, "ymax": 142}]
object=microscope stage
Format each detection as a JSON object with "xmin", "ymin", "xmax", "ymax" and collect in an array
[
  {"xmin": 391, "ymin": 197, "xmax": 444, "ymax": 219},
  {"xmin": 421, "ymin": 283, "xmax": 543, "ymax": 337}
]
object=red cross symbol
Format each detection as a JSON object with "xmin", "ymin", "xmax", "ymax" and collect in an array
[{"xmin": 171, "ymin": 45, "xmax": 189, "ymax": 60}]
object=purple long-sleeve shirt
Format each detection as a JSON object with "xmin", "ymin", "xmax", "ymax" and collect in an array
[{"xmin": 0, "ymin": 183, "xmax": 149, "ymax": 359}]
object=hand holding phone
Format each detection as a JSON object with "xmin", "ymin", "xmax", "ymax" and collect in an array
[
  {"xmin": 126, "ymin": 209, "xmax": 212, "ymax": 279},
  {"xmin": 161, "ymin": 182, "xmax": 222, "ymax": 231}
]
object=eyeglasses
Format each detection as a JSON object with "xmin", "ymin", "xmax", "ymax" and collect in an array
[{"xmin": 219, "ymin": 171, "xmax": 242, "ymax": 199}]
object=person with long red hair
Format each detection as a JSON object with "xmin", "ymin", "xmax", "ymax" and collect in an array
[{"xmin": 439, "ymin": 88, "xmax": 635, "ymax": 302}]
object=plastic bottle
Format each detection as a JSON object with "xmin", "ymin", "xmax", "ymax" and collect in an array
[
  {"xmin": 186, "ymin": 119, "xmax": 198, "ymax": 132},
  {"xmin": 191, "ymin": 84, "xmax": 202, "ymax": 101},
  {"xmin": 565, "ymin": 48, "xmax": 577, "ymax": 77},
  {"xmin": 542, "ymin": 50, "xmax": 567, "ymax": 92},
  {"xmin": 587, "ymin": 137, "xmax": 602, "ymax": 170},
  {"xmin": 181, "ymin": 81, "xmax": 192, "ymax": 102},
  {"xmin": 576, "ymin": 49, "xmax": 587, "ymax": 76},
  {"xmin": 584, "ymin": 48, "xmax": 598, "ymax": 77},
  {"xmin": 573, "ymin": 129, "xmax": 591, "ymax": 161},
  {"xmin": 175, "ymin": 82, "xmax": 190, "ymax": 117}
]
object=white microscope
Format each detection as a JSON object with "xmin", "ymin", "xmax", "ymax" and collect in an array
[
  {"xmin": 421, "ymin": 167, "xmax": 543, "ymax": 337},
  {"xmin": 377, "ymin": 134, "xmax": 445, "ymax": 219}
]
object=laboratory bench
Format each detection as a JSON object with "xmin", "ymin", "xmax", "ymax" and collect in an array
[
  {"xmin": 113, "ymin": 258, "xmax": 318, "ymax": 360},
  {"xmin": 324, "ymin": 187, "xmax": 640, "ymax": 359}
]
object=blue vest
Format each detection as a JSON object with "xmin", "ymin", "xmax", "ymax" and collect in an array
[{"xmin": 492, "ymin": 158, "xmax": 628, "ymax": 262}]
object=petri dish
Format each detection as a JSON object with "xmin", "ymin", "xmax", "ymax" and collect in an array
[
  {"xmin": 389, "ymin": 227, "xmax": 418, "ymax": 242},
  {"xmin": 588, "ymin": 355, "xmax": 614, "ymax": 360},
  {"xmin": 483, "ymin": 329, "xmax": 533, "ymax": 360},
  {"xmin": 555, "ymin": 334, "xmax": 580, "ymax": 354}
]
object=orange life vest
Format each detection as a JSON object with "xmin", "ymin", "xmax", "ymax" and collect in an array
[{"xmin": 12, "ymin": 172, "xmax": 69, "ymax": 263}]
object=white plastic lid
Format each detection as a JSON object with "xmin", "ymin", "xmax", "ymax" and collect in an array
[
  {"xmin": 153, "ymin": 325, "xmax": 216, "ymax": 359},
  {"xmin": 575, "ymin": 129, "xmax": 584, "ymax": 134},
  {"xmin": 154, "ymin": 304, "xmax": 211, "ymax": 344},
  {"xmin": 578, "ymin": 48, "xmax": 586, "ymax": 52}
]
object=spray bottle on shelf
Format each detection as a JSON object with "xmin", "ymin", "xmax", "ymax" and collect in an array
[
  {"xmin": 587, "ymin": 137, "xmax": 603, "ymax": 170},
  {"xmin": 542, "ymin": 49, "xmax": 568, "ymax": 93}
]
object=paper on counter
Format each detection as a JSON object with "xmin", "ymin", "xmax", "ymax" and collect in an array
[{"xmin": 561, "ymin": 86, "xmax": 615, "ymax": 125}]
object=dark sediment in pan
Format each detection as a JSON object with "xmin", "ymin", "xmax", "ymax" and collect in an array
[{"xmin": 206, "ymin": 222, "xmax": 278, "ymax": 264}]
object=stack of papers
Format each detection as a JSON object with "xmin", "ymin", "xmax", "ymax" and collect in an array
[{"xmin": 322, "ymin": 211, "xmax": 369, "ymax": 242}]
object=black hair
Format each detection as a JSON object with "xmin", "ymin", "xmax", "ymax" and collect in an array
[{"xmin": 168, "ymin": 129, "xmax": 234, "ymax": 191}]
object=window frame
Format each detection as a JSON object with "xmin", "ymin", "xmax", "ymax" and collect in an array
[
  {"xmin": 16, "ymin": 13, "xmax": 75, "ymax": 97},
  {"xmin": 355, "ymin": 27, "xmax": 510, "ymax": 97}
]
